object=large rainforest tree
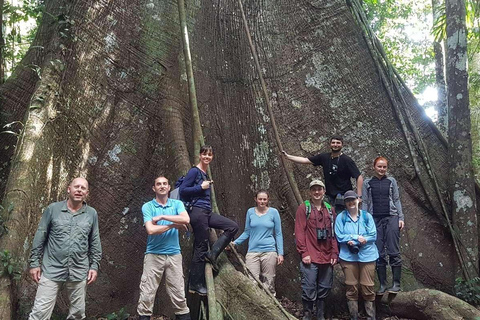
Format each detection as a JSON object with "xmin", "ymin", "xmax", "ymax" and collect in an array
[{"xmin": 1, "ymin": 0, "xmax": 479, "ymax": 319}]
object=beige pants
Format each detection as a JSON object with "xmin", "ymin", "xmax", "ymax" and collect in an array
[
  {"xmin": 246, "ymin": 251, "xmax": 277, "ymax": 295},
  {"xmin": 137, "ymin": 253, "xmax": 190, "ymax": 316},
  {"xmin": 340, "ymin": 260, "xmax": 376, "ymax": 301},
  {"xmin": 29, "ymin": 274, "xmax": 87, "ymax": 320}
]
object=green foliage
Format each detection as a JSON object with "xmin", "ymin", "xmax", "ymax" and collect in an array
[
  {"xmin": 455, "ymin": 277, "xmax": 480, "ymax": 306},
  {"xmin": 102, "ymin": 308, "xmax": 130, "ymax": 320},
  {"xmin": 1, "ymin": 0, "xmax": 44, "ymax": 81},
  {"xmin": 362, "ymin": 0, "xmax": 435, "ymax": 95},
  {"xmin": 0, "ymin": 250, "xmax": 22, "ymax": 280}
]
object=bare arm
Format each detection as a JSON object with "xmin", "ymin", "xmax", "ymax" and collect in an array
[
  {"xmin": 145, "ymin": 221, "xmax": 176, "ymax": 235},
  {"xmin": 152, "ymin": 211, "xmax": 190, "ymax": 225},
  {"xmin": 281, "ymin": 151, "xmax": 312, "ymax": 164}
]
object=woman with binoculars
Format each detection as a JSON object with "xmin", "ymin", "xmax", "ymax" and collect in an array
[{"xmin": 335, "ymin": 190, "xmax": 378, "ymax": 320}]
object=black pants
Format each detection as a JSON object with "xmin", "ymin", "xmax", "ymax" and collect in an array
[
  {"xmin": 189, "ymin": 206, "xmax": 238, "ymax": 264},
  {"xmin": 374, "ymin": 215, "xmax": 402, "ymax": 267},
  {"xmin": 300, "ymin": 262, "xmax": 333, "ymax": 301},
  {"xmin": 326, "ymin": 194, "xmax": 345, "ymax": 214}
]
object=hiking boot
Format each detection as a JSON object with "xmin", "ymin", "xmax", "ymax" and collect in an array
[
  {"xmin": 316, "ymin": 299, "xmax": 325, "ymax": 320},
  {"xmin": 302, "ymin": 300, "xmax": 313, "ymax": 320},
  {"xmin": 176, "ymin": 313, "xmax": 191, "ymax": 320},
  {"xmin": 204, "ymin": 233, "xmax": 230, "ymax": 271},
  {"xmin": 188, "ymin": 262, "xmax": 207, "ymax": 296},
  {"xmin": 347, "ymin": 300, "xmax": 358, "ymax": 320},
  {"xmin": 138, "ymin": 316, "xmax": 151, "ymax": 320},
  {"xmin": 376, "ymin": 265, "xmax": 387, "ymax": 295},
  {"xmin": 364, "ymin": 301, "xmax": 376, "ymax": 320},
  {"xmin": 387, "ymin": 266, "xmax": 402, "ymax": 293}
]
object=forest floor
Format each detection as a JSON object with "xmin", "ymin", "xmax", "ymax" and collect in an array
[{"xmin": 111, "ymin": 296, "xmax": 413, "ymax": 320}]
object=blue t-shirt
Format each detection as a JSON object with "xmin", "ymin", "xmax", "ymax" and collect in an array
[
  {"xmin": 334, "ymin": 209, "xmax": 378, "ymax": 262},
  {"xmin": 234, "ymin": 207, "xmax": 284, "ymax": 255},
  {"xmin": 142, "ymin": 198, "xmax": 186, "ymax": 255}
]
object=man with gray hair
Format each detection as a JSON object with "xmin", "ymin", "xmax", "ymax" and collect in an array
[{"xmin": 28, "ymin": 177, "xmax": 102, "ymax": 319}]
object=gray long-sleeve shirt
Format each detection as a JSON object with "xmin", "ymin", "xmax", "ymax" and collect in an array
[{"xmin": 29, "ymin": 200, "xmax": 102, "ymax": 281}]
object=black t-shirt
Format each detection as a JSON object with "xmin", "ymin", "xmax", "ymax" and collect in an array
[{"xmin": 308, "ymin": 153, "xmax": 361, "ymax": 198}]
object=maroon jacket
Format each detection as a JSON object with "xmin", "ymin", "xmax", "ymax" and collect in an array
[{"xmin": 295, "ymin": 202, "xmax": 339, "ymax": 264}]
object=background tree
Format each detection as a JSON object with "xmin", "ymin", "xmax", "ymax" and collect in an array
[{"xmin": 445, "ymin": 0, "xmax": 478, "ymax": 279}]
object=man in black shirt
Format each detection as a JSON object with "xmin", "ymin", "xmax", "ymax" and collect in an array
[{"xmin": 282, "ymin": 136, "xmax": 363, "ymax": 212}]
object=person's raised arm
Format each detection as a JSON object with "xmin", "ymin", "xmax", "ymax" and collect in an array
[{"xmin": 281, "ymin": 151, "xmax": 313, "ymax": 164}]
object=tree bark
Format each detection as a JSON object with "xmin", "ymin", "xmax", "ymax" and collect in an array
[
  {"xmin": 0, "ymin": 0, "xmax": 4, "ymax": 83},
  {"xmin": 378, "ymin": 289, "xmax": 480, "ymax": 319},
  {"xmin": 445, "ymin": 0, "xmax": 479, "ymax": 280}
]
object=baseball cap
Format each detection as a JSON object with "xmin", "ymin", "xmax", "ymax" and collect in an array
[
  {"xmin": 309, "ymin": 179, "xmax": 325, "ymax": 189},
  {"xmin": 343, "ymin": 190, "xmax": 358, "ymax": 201}
]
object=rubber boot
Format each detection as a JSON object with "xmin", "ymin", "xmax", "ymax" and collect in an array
[
  {"xmin": 138, "ymin": 316, "xmax": 151, "ymax": 320},
  {"xmin": 204, "ymin": 233, "xmax": 231, "ymax": 271},
  {"xmin": 188, "ymin": 262, "xmax": 207, "ymax": 296},
  {"xmin": 176, "ymin": 313, "xmax": 192, "ymax": 320},
  {"xmin": 302, "ymin": 300, "xmax": 313, "ymax": 320},
  {"xmin": 387, "ymin": 266, "xmax": 402, "ymax": 293},
  {"xmin": 376, "ymin": 265, "xmax": 387, "ymax": 295},
  {"xmin": 364, "ymin": 301, "xmax": 376, "ymax": 320},
  {"xmin": 316, "ymin": 299, "xmax": 325, "ymax": 320},
  {"xmin": 347, "ymin": 300, "xmax": 358, "ymax": 320}
]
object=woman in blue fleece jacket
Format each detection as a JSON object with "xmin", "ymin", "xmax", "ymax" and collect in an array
[
  {"xmin": 233, "ymin": 190, "xmax": 284, "ymax": 295},
  {"xmin": 179, "ymin": 145, "xmax": 238, "ymax": 296}
]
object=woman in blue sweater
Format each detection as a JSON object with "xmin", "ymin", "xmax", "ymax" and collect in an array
[
  {"xmin": 233, "ymin": 190, "xmax": 284, "ymax": 295},
  {"xmin": 335, "ymin": 190, "xmax": 378, "ymax": 320},
  {"xmin": 179, "ymin": 145, "xmax": 238, "ymax": 296}
]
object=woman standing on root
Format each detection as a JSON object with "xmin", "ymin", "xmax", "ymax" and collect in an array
[
  {"xmin": 362, "ymin": 157, "xmax": 404, "ymax": 295},
  {"xmin": 179, "ymin": 145, "xmax": 239, "ymax": 296},
  {"xmin": 335, "ymin": 191, "xmax": 378, "ymax": 320},
  {"xmin": 232, "ymin": 190, "xmax": 284, "ymax": 295}
]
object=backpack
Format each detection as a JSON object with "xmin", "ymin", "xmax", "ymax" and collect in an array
[
  {"xmin": 170, "ymin": 167, "xmax": 203, "ymax": 212},
  {"xmin": 304, "ymin": 200, "xmax": 334, "ymax": 237},
  {"xmin": 340, "ymin": 210, "xmax": 370, "ymax": 229}
]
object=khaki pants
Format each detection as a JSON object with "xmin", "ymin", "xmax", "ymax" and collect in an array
[
  {"xmin": 29, "ymin": 274, "xmax": 87, "ymax": 320},
  {"xmin": 137, "ymin": 253, "xmax": 190, "ymax": 316},
  {"xmin": 245, "ymin": 251, "xmax": 277, "ymax": 295},
  {"xmin": 340, "ymin": 260, "xmax": 376, "ymax": 301}
]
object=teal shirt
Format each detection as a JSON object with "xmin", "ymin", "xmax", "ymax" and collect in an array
[
  {"xmin": 29, "ymin": 201, "xmax": 102, "ymax": 281},
  {"xmin": 234, "ymin": 207, "xmax": 284, "ymax": 255},
  {"xmin": 142, "ymin": 198, "xmax": 186, "ymax": 255}
]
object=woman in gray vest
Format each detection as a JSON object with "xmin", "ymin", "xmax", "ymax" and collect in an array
[{"xmin": 362, "ymin": 157, "xmax": 404, "ymax": 295}]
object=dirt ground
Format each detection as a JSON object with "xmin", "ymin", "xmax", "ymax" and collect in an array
[{"xmin": 113, "ymin": 296, "xmax": 413, "ymax": 320}]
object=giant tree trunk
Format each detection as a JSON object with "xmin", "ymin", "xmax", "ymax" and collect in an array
[{"xmin": 0, "ymin": 0, "xmax": 478, "ymax": 318}]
